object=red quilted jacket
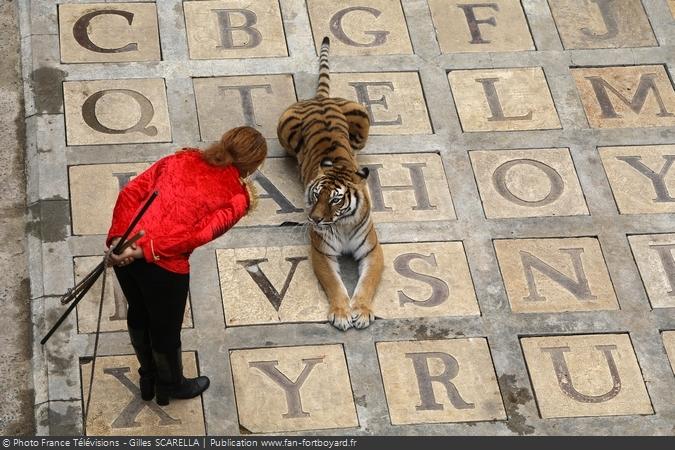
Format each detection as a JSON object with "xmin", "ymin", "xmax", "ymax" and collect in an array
[{"xmin": 107, "ymin": 149, "xmax": 250, "ymax": 274}]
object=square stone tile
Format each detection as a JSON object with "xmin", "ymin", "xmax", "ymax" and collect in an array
[
  {"xmin": 58, "ymin": 3, "xmax": 161, "ymax": 63},
  {"xmin": 494, "ymin": 238, "xmax": 619, "ymax": 313},
  {"xmin": 237, "ymin": 158, "xmax": 306, "ymax": 227},
  {"xmin": 470, "ymin": 148, "xmax": 589, "ymax": 219},
  {"xmin": 548, "ymin": 0, "xmax": 656, "ymax": 49},
  {"xmin": 599, "ymin": 145, "xmax": 675, "ymax": 214},
  {"xmin": 330, "ymin": 72, "xmax": 432, "ymax": 135},
  {"xmin": 230, "ymin": 344, "xmax": 358, "ymax": 433},
  {"xmin": 74, "ymin": 256, "xmax": 193, "ymax": 333},
  {"xmin": 183, "ymin": 0, "xmax": 287, "ymax": 59},
  {"xmin": 217, "ymin": 246, "xmax": 325, "ymax": 327},
  {"xmin": 448, "ymin": 67, "xmax": 561, "ymax": 132},
  {"xmin": 376, "ymin": 339, "xmax": 506, "ymax": 425},
  {"xmin": 375, "ymin": 242, "xmax": 479, "ymax": 319},
  {"xmin": 663, "ymin": 331, "xmax": 675, "ymax": 375},
  {"xmin": 70, "ymin": 163, "xmax": 151, "ymax": 236},
  {"xmin": 63, "ymin": 79, "xmax": 172, "ymax": 146},
  {"xmin": 307, "ymin": 0, "xmax": 413, "ymax": 56},
  {"xmin": 521, "ymin": 334, "xmax": 653, "ymax": 418},
  {"xmin": 571, "ymin": 66, "xmax": 675, "ymax": 129},
  {"xmin": 81, "ymin": 353, "xmax": 205, "ymax": 435},
  {"xmin": 193, "ymin": 75, "xmax": 297, "ymax": 141},
  {"xmin": 361, "ymin": 153, "xmax": 456, "ymax": 222},
  {"xmin": 428, "ymin": 0, "xmax": 534, "ymax": 53},
  {"xmin": 628, "ymin": 234, "xmax": 675, "ymax": 309},
  {"xmin": 217, "ymin": 242, "xmax": 478, "ymax": 326}
]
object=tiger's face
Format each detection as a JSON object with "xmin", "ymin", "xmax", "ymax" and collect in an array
[{"xmin": 306, "ymin": 160, "xmax": 369, "ymax": 229}]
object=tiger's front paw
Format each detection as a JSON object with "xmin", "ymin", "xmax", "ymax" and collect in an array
[
  {"xmin": 351, "ymin": 305, "xmax": 375, "ymax": 329},
  {"xmin": 328, "ymin": 306, "xmax": 353, "ymax": 331}
]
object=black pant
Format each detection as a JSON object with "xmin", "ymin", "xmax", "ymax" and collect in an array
[{"xmin": 114, "ymin": 260, "xmax": 190, "ymax": 353}]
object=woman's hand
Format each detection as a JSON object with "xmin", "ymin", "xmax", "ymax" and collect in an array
[{"xmin": 105, "ymin": 238, "xmax": 144, "ymax": 267}]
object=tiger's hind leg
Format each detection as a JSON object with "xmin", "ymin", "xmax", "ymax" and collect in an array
[
  {"xmin": 337, "ymin": 100, "xmax": 370, "ymax": 151},
  {"xmin": 310, "ymin": 234, "xmax": 352, "ymax": 331},
  {"xmin": 350, "ymin": 229, "xmax": 384, "ymax": 329},
  {"xmin": 277, "ymin": 107, "xmax": 304, "ymax": 157}
]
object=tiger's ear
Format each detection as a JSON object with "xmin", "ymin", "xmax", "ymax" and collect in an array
[
  {"xmin": 320, "ymin": 158, "xmax": 333, "ymax": 168},
  {"xmin": 318, "ymin": 158, "xmax": 333, "ymax": 176},
  {"xmin": 354, "ymin": 167, "xmax": 369, "ymax": 183}
]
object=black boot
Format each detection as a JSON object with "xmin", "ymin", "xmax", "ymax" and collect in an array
[
  {"xmin": 153, "ymin": 346, "xmax": 210, "ymax": 406},
  {"xmin": 128, "ymin": 327, "xmax": 155, "ymax": 401}
]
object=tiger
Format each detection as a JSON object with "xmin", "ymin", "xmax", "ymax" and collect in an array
[{"xmin": 276, "ymin": 36, "xmax": 383, "ymax": 331}]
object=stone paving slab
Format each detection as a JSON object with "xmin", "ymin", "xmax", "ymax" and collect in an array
[
  {"xmin": 193, "ymin": 75, "xmax": 298, "ymax": 140},
  {"xmin": 521, "ymin": 334, "xmax": 653, "ymax": 419},
  {"xmin": 627, "ymin": 233, "xmax": 675, "ymax": 309},
  {"xmin": 375, "ymin": 242, "xmax": 479, "ymax": 319},
  {"xmin": 230, "ymin": 344, "xmax": 358, "ymax": 433},
  {"xmin": 81, "ymin": 353, "xmax": 205, "ymax": 436},
  {"xmin": 307, "ymin": 0, "xmax": 413, "ymax": 56},
  {"xmin": 58, "ymin": 3, "xmax": 162, "ymax": 63},
  {"xmin": 448, "ymin": 67, "xmax": 561, "ymax": 132},
  {"xmin": 329, "ymin": 72, "xmax": 433, "ymax": 135},
  {"xmin": 63, "ymin": 79, "xmax": 172, "ymax": 146},
  {"xmin": 548, "ymin": 0, "xmax": 656, "ymax": 50},
  {"xmin": 494, "ymin": 237, "xmax": 619, "ymax": 313},
  {"xmin": 571, "ymin": 66, "xmax": 675, "ymax": 129},
  {"xmin": 470, "ymin": 148, "xmax": 588, "ymax": 219},
  {"xmin": 599, "ymin": 145, "xmax": 675, "ymax": 214},
  {"xmin": 69, "ymin": 163, "xmax": 151, "ymax": 235},
  {"xmin": 183, "ymin": 0, "xmax": 288, "ymax": 60},
  {"xmin": 428, "ymin": 0, "xmax": 534, "ymax": 53},
  {"xmin": 376, "ymin": 338, "xmax": 506, "ymax": 425},
  {"xmin": 358, "ymin": 153, "xmax": 455, "ymax": 221},
  {"xmin": 18, "ymin": 0, "xmax": 675, "ymax": 437},
  {"xmin": 217, "ymin": 246, "xmax": 326, "ymax": 326}
]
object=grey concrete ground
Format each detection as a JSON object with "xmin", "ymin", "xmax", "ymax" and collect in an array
[
  {"xmin": 0, "ymin": 0, "xmax": 35, "ymax": 437},
  {"xmin": 16, "ymin": 0, "xmax": 675, "ymax": 436}
]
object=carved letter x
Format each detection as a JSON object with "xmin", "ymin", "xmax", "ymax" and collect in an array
[{"xmin": 104, "ymin": 367, "xmax": 181, "ymax": 429}]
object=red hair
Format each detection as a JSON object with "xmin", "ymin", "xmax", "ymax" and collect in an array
[{"xmin": 202, "ymin": 126, "xmax": 267, "ymax": 177}]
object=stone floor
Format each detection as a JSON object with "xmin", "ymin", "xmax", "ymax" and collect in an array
[{"xmin": 20, "ymin": 0, "xmax": 675, "ymax": 436}]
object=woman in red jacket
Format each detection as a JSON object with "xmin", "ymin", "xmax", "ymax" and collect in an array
[{"xmin": 106, "ymin": 126, "xmax": 266, "ymax": 406}]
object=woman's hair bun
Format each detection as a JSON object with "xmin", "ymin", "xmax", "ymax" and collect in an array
[{"xmin": 202, "ymin": 127, "xmax": 267, "ymax": 176}]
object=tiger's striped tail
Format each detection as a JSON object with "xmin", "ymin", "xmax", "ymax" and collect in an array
[{"xmin": 316, "ymin": 37, "xmax": 331, "ymax": 99}]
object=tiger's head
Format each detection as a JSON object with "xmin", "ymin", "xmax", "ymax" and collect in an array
[{"xmin": 306, "ymin": 158, "xmax": 370, "ymax": 229}]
